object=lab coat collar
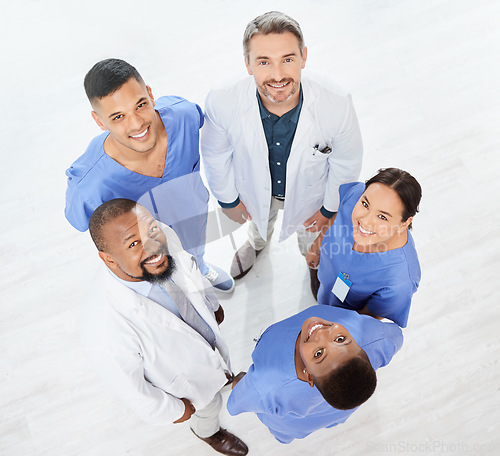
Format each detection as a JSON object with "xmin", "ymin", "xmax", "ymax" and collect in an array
[{"xmin": 106, "ymin": 267, "xmax": 153, "ymax": 297}]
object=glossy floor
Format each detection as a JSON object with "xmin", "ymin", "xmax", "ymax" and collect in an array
[{"xmin": 1, "ymin": 0, "xmax": 499, "ymax": 455}]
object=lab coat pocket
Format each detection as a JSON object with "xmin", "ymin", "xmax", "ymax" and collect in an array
[
  {"xmin": 169, "ymin": 373, "xmax": 195, "ymax": 398},
  {"xmin": 303, "ymin": 146, "xmax": 330, "ymax": 187},
  {"xmin": 310, "ymin": 144, "xmax": 332, "ymax": 160}
]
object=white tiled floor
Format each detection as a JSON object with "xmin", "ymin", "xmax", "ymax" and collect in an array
[{"xmin": 1, "ymin": 1, "xmax": 499, "ymax": 455}]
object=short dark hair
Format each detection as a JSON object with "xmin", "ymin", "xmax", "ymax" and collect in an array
[
  {"xmin": 84, "ymin": 58, "xmax": 145, "ymax": 103},
  {"xmin": 313, "ymin": 350, "xmax": 377, "ymax": 410},
  {"xmin": 243, "ymin": 11, "xmax": 305, "ymax": 60},
  {"xmin": 365, "ymin": 168, "xmax": 422, "ymax": 229},
  {"xmin": 89, "ymin": 198, "xmax": 138, "ymax": 252}
]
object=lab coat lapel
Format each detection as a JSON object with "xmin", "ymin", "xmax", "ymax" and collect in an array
[
  {"xmin": 161, "ymin": 224, "xmax": 217, "ymax": 329},
  {"xmin": 167, "ymin": 238, "xmax": 232, "ymax": 370},
  {"xmin": 241, "ymin": 79, "xmax": 268, "ymax": 164},
  {"xmin": 170, "ymin": 259, "xmax": 224, "ymax": 342},
  {"xmin": 103, "ymin": 263, "xmax": 210, "ymax": 345},
  {"xmin": 287, "ymin": 80, "xmax": 315, "ymax": 184},
  {"xmin": 104, "ymin": 269, "xmax": 178, "ymax": 328},
  {"xmin": 132, "ymin": 282, "xmax": 220, "ymax": 352}
]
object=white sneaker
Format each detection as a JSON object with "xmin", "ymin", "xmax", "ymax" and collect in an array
[{"xmin": 204, "ymin": 264, "xmax": 235, "ymax": 293}]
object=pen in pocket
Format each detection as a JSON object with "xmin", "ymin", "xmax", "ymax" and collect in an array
[{"xmin": 313, "ymin": 144, "xmax": 332, "ymax": 155}]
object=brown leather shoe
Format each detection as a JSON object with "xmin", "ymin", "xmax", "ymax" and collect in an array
[
  {"xmin": 230, "ymin": 241, "xmax": 263, "ymax": 279},
  {"xmin": 309, "ymin": 267, "xmax": 320, "ymax": 301},
  {"xmin": 192, "ymin": 428, "xmax": 248, "ymax": 455}
]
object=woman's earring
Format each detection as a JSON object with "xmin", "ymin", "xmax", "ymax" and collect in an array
[{"xmin": 303, "ymin": 369, "xmax": 306, "ymax": 374}]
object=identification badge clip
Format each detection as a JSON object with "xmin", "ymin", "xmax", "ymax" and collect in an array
[{"xmin": 331, "ymin": 272, "xmax": 352, "ymax": 303}]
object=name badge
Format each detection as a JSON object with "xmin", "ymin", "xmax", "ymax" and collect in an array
[{"xmin": 331, "ymin": 273, "xmax": 352, "ymax": 303}]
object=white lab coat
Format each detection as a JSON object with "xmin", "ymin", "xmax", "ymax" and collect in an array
[
  {"xmin": 201, "ymin": 73, "xmax": 363, "ymax": 241},
  {"xmin": 80, "ymin": 225, "xmax": 230, "ymax": 425}
]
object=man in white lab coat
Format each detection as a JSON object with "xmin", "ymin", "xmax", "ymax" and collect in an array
[
  {"xmin": 201, "ymin": 11, "xmax": 363, "ymax": 295},
  {"xmin": 81, "ymin": 198, "xmax": 248, "ymax": 456}
]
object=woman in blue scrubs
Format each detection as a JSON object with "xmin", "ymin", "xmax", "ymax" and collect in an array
[{"xmin": 307, "ymin": 168, "xmax": 422, "ymax": 328}]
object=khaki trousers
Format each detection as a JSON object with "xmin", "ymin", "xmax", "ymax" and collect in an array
[
  {"xmin": 248, "ymin": 197, "xmax": 319, "ymax": 256},
  {"xmin": 189, "ymin": 391, "xmax": 222, "ymax": 438}
]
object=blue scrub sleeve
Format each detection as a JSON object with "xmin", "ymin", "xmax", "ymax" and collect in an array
[
  {"xmin": 364, "ymin": 322, "xmax": 404, "ymax": 369},
  {"xmin": 227, "ymin": 366, "xmax": 268, "ymax": 416},
  {"xmin": 195, "ymin": 103, "xmax": 204, "ymax": 128},
  {"xmin": 64, "ymin": 186, "xmax": 94, "ymax": 232},
  {"xmin": 367, "ymin": 286, "xmax": 413, "ymax": 328},
  {"xmin": 338, "ymin": 182, "xmax": 362, "ymax": 206}
]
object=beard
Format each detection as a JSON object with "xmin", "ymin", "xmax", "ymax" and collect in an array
[
  {"xmin": 259, "ymin": 78, "xmax": 299, "ymax": 104},
  {"xmin": 119, "ymin": 245, "xmax": 176, "ymax": 284},
  {"xmin": 140, "ymin": 254, "xmax": 176, "ymax": 284}
]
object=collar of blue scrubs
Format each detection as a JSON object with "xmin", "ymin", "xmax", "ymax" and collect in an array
[
  {"xmin": 256, "ymin": 83, "xmax": 303, "ymax": 122},
  {"xmin": 256, "ymin": 314, "xmax": 305, "ymax": 383},
  {"xmin": 107, "ymin": 267, "xmax": 153, "ymax": 298}
]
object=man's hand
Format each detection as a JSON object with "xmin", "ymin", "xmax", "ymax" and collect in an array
[
  {"xmin": 303, "ymin": 209, "xmax": 330, "ymax": 233},
  {"xmin": 231, "ymin": 371, "xmax": 246, "ymax": 389},
  {"xmin": 222, "ymin": 202, "xmax": 252, "ymax": 224},
  {"xmin": 214, "ymin": 305, "xmax": 224, "ymax": 325},
  {"xmin": 305, "ymin": 213, "xmax": 336, "ymax": 268},
  {"xmin": 306, "ymin": 245, "xmax": 321, "ymax": 269},
  {"xmin": 173, "ymin": 398, "xmax": 196, "ymax": 423}
]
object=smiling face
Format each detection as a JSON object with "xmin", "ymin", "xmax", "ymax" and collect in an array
[
  {"xmin": 297, "ymin": 317, "xmax": 361, "ymax": 381},
  {"xmin": 91, "ymin": 77, "xmax": 160, "ymax": 155},
  {"xmin": 245, "ymin": 32, "xmax": 307, "ymax": 113},
  {"xmin": 352, "ymin": 183, "xmax": 413, "ymax": 252},
  {"xmin": 98, "ymin": 205, "xmax": 174, "ymax": 283}
]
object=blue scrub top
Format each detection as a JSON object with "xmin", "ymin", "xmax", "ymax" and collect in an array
[
  {"xmin": 317, "ymin": 182, "xmax": 421, "ymax": 327},
  {"xmin": 64, "ymin": 96, "xmax": 209, "ymax": 268},
  {"xmin": 227, "ymin": 305, "xmax": 403, "ymax": 444}
]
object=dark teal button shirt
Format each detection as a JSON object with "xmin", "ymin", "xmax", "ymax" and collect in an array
[{"xmin": 257, "ymin": 89, "xmax": 303, "ymax": 198}]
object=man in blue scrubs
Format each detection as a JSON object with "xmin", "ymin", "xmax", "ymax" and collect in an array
[
  {"xmin": 64, "ymin": 58, "xmax": 233, "ymax": 292},
  {"xmin": 227, "ymin": 305, "xmax": 403, "ymax": 444}
]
